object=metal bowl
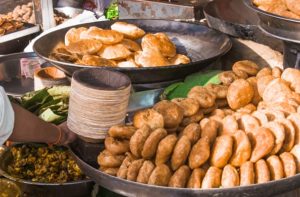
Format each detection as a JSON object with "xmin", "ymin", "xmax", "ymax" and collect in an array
[
  {"xmin": 33, "ymin": 19, "xmax": 232, "ymax": 84},
  {"xmin": 0, "ymin": 143, "xmax": 94, "ymax": 197},
  {"xmin": 244, "ymin": 0, "xmax": 300, "ymax": 43},
  {"xmin": 69, "ymin": 142, "xmax": 300, "ymax": 197}
]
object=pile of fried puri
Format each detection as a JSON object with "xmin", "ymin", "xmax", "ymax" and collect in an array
[
  {"xmin": 253, "ymin": 0, "xmax": 300, "ymax": 19},
  {"xmin": 0, "ymin": 17, "xmax": 24, "ymax": 36},
  {"xmin": 50, "ymin": 22, "xmax": 191, "ymax": 68},
  {"xmin": 98, "ymin": 60, "xmax": 300, "ymax": 188}
]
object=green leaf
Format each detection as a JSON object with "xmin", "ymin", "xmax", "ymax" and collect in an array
[
  {"xmin": 164, "ymin": 70, "xmax": 222, "ymax": 100},
  {"xmin": 47, "ymin": 86, "xmax": 70, "ymax": 98},
  {"xmin": 39, "ymin": 108, "xmax": 64, "ymax": 123}
]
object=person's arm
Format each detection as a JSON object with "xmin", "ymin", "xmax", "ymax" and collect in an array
[{"xmin": 9, "ymin": 103, "xmax": 75, "ymax": 145}]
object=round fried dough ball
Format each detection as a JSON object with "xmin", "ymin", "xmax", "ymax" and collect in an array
[
  {"xmin": 104, "ymin": 136, "xmax": 129, "ymax": 155},
  {"xmin": 171, "ymin": 98, "xmax": 200, "ymax": 117},
  {"xmin": 232, "ymin": 60, "xmax": 260, "ymax": 79},
  {"xmin": 188, "ymin": 86, "xmax": 217, "ymax": 108},
  {"xmin": 153, "ymin": 100, "xmax": 184, "ymax": 128},
  {"xmin": 227, "ymin": 79, "xmax": 254, "ymax": 110},
  {"xmin": 133, "ymin": 109, "xmax": 164, "ymax": 130},
  {"xmin": 219, "ymin": 71, "xmax": 238, "ymax": 85}
]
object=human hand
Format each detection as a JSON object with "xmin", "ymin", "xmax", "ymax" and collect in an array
[{"xmin": 57, "ymin": 122, "xmax": 77, "ymax": 145}]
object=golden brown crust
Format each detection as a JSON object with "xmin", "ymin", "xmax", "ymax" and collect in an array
[
  {"xmin": 136, "ymin": 160, "xmax": 155, "ymax": 184},
  {"xmin": 187, "ymin": 168, "xmax": 205, "ymax": 188},
  {"xmin": 230, "ymin": 130, "xmax": 252, "ymax": 167},
  {"xmin": 221, "ymin": 164, "xmax": 240, "ymax": 188},
  {"xmin": 127, "ymin": 159, "xmax": 144, "ymax": 181},
  {"xmin": 266, "ymin": 155, "xmax": 284, "ymax": 180},
  {"xmin": 129, "ymin": 125, "xmax": 151, "ymax": 158},
  {"xmin": 171, "ymin": 136, "xmax": 192, "ymax": 171},
  {"xmin": 168, "ymin": 165, "xmax": 191, "ymax": 188},
  {"xmin": 189, "ymin": 137, "xmax": 210, "ymax": 169},
  {"xmin": 255, "ymin": 159, "xmax": 271, "ymax": 184},
  {"xmin": 210, "ymin": 135, "xmax": 233, "ymax": 168},
  {"xmin": 148, "ymin": 164, "xmax": 172, "ymax": 186},
  {"xmin": 133, "ymin": 109, "xmax": 164, "ymax": 130},
  {"xmin": 240, "ymin": 161, "xmax": 255, "ymax": 186},
  {"xmin": 280, "ymin": 152, "xmax": 297, "ymax": 177},
  {"xmin": 97, "ymin": 150, "xmax": 125, "ymax": 168},
  {"xmin": 104, "ymin": 136, "xmax": 129, "ymax": 155},
  {"xmin": 65, "ymin": 39, "xmax": 103, "ymax": 55},
  {"xmin": 108, "ymin": 125, "xmax": 136, "ymax": 140},
  {"xmin": 111, "ymin": 22, "xmax": 145, "ymax": 40},
  {"xmin": 155, "ymin": 134, "xmax": 178, "ymax": 165},
  {"xmin": 201, "ymin": 166, "xmax": 222, "ymax": 189},
  {"xmin": 141, "ymin": 128, "xmax": 168, "ymax": 159},
  {"xmin": 181, "ymin": 123, "xmax": 201, "ymax": 145}
]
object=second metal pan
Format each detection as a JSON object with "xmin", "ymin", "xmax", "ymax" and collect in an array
[
  {"xmin": 69, "ymin": 142, "xmax": 300, "ymax": 197},
  {"xmin": 33, "ymin": 19, "xmax": 232, "ymax": 84}
]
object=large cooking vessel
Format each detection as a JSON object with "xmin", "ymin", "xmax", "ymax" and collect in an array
[
  {"xmin": 69, "ymin": 142, "xmax": 300, "ymax": 197},
  {"xmin": 0, "ymin": 143, "xmax": 94, "ymax": 197},
  {"xmin": 33, "ymin": 19, "xmax": 232, "ymax": 84}
]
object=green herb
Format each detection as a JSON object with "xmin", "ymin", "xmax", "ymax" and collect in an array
[
  {"xmin": 20, "ymin": 86, "xmax": 70, "ymax": 125},
  {"xmin": 105, "ymin": 0, "xmax": 119, "ymax": 20},
  {"xmin": 163, "ymin": 70, "xmax": 222, "ymax": 100}
]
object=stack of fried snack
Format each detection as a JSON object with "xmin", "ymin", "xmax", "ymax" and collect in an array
[
  {"xmin": 50, "ymin": 22, "xmax": 191, "ymax": 68},
  {"xmin": 98, "ymin": 60, "xmax": 300, "ymax": 188},
  {"xmin": 253, "ymin": 0, "xmax": 300, "ymax": 19},
  {"xmin": 0, "ymin": 17, "xmax": 24, "ymax": 36}
]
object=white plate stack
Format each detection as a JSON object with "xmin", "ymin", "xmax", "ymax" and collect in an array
[{"xmin": 67, "ymin": 68, "xmax": 131, "ymax": 142}]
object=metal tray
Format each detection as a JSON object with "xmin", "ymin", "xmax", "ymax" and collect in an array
[
  {"xmin": 33, "ymin": 19, "xmax": 232, "ymax": 84},
  {"xmin": 69, "ymin": 142, "xmax": 300, "ymax": 197},
  {"xmin": 244, "ymin": 0, "xmax": 300, "ymax": 43},
  {"xmin": 0, "ymin": 143, "xmax": 94, "ymax": 197},
  {"xmin": 0, "ymin": 23, "xmax": 40, "ymax": 54}
]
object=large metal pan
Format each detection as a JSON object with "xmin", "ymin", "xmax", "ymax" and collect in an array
[
  {"xmin": 0, "ymin": 143, "xmax": 94, "ymax": 197},
  {"xmin": 244, "ymin": 0, "xmax": 300, "ymax": 43},
  {"xmin": 203, "ymin": 0, "xmax": 282, "ymax": 50},
  {"xmin": 33, "ymin": 19, "xmax": 232, "ymax": 84},
  {"xmin": 69, "ymin": 142, "xmax": 300, "ymax": 197}
]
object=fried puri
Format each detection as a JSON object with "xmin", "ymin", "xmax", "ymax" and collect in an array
[
  {"xmin": 136, "ymin": 160, "xmax": 155, "ymax": 184},
  {"xmin": 232, "ymin": 60, "xmax": 259, "ymax": 79},
  {"xmin": 111, "ymin": 21, "xmax": 145, "ymax": 40},
  {"xmin": 277, "ymin": 119, "xmax": 295, "ymax": 152},
  {"xmin": 287, "ymin": 113, "xmax": 300, "ymax": 145},
  {"xmin": 189, "ymin": 137, "xmax": 210, "ymax": 169},
  {"xmin": 117, "ymin": 153, "xmax": 135, "ymax": 179},
  {"xmin": 127, "ymin": 159, "xmax": 144, "ymax": 181},
  {"xmin": 205, "ymin": 84, "xmax": 228, "ymax": 99},
  {"xmin": 227, "ymin": 79, "xmax": 254, "ymax": 110},
  {"xmin": 239, "ymin": 114, "xmax": 260, "ymax": 134},
  {"xmin": 255, "ymin": 159, "xmax": 271, "ymax": 184},
  {"xmin": 181, "ymin": 123, "xmax": 201, "ymax": 144},
  {"xmin": 104, "ymin": 136, "xmax": 129, "ymax": 155},
  {"xmin": 264, "ymin": 121, "xmax": 285, "ymax": 155},
  {"xmin": 291, "ymin": 144, "xmax": 300, "ymax": 172},
  {"xmin": 133, "ymin": 109, "xmax": 164, "ymax": 130},
  {"xmin": 250, "ymin": 127, "xmax": 275, "ymax": 162},
  {"xmin": 98, "ymin": 44, "xmax": 132, "ymax": 60},
  {"xmin": 155, "ymin": 134, "xmax": 178, "ymax": 165},
  {"xmin": 220, "ymin": 115, "xmax": 238, "ymax": 136},
  {"xmin": 219, "ymin": 71, "xmax": 238, "ymax": 85},
  {"xmin": 171, "ymin": 98, "xmax": 200, "ymax": 117},
  {"xmin": 200, "ymin": 118, "xmax": 219, "ymax": 145},
  {"xmin": 188, "ymin": 86, "xmax": 217, "ymax": 108},
  {"xmin": 221, "ymin": 164, "xmax": 240, "ymax": 188},
  {"xmin": 65, "ymin": 39, "xmax": 103, "ymax": 55},
  {"xmin": 201, "ymin": 166, "xmax": 222, "ymax": 189},
  {"xmin": 81, "ymin": 55, "xmax": 117, "ymax": 67},
  {"xmin": 257, "ymin": 75, "xmax": 274, "ymax": 97},
  {"xmin": 168, "ymin": 165, "xmax": 191, "ymax": 188},
  {"xmin": 171, "ymin": 136, "xmax": 192, "ymax": 171},
  {"xmin": 141, "ymin": 128, "xmax": 167, "ymax": 159},
  {"xmin": 81, "ymin": 28, "xmax": 124, "ymax": 45},
  {"xmin": 279, "ymin": 152, "xmax": 297, "ymax": 177},
  {"xmin": 240, "ymin": 161, "xmax": 255, "ymax": 186},
  {"xmin": 153, "ymin": 100, "xmax": 184, "ymax": 129},
  {"xmin": 108, "ymin": 125, "xmax": 136, "ymax": 140},
  {"xmin": 181, "ymin": 111, "xmax": 204, "ymax": 127},
  {"xmin": 230, "ymin": 130, "xmax": 252, "ymax": 167},
  {"xmin": 256, "ymin": 67, "xmax": 272, "ymax": 78},
  {"xmin": 266, "ymin": 155, "xmax": 284, "ymax": 180},
  {"xmin": 210, "ymin": 135, "xmax": 233, "ymax": 168},
  {"xmin": 129, "ymin": 125, "xmax": 151, "ymax": 158},
  {"xmin": 187, "ymin": 168, "xmax": 205, "ymax": 188},
  {"xmin": 148, "ymin": 164, "xmax": 172, "ymax": 186},
  {"xmin": 65, "ymin": 27, "xmax": 87, "ymax": 45},
  {"xmin": 97, "ymin": 150, "xmax": 125, "ymax": 168},
  {"xmin": 247, "ymin": 77, "xmax": 262, "ymax": 105}
]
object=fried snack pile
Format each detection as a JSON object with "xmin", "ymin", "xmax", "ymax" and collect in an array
[
  {"xmin": 7, "ymin": 144, "xmax": 85, "ymax": 183},
  {"xmin": 50, "ymin": 22, "xmax": 191, "ymax": 68},
  {"xmin": 0, "ymin": 17, "xmax": 24, "ymax": 36},
  {"xmin": 0, "ymin": 2, "xmax": 69, "ymax": 25},
  {"xmin": 253, "ymin": 0, "xmax": 300, "ymax": 19},
  {"xmin": 98, "ymin": 60, "xmax": 300, "ymax": 188}
]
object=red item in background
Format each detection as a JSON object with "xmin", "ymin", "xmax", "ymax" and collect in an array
[{"xmin": 83, "ymin": 0, "xmax": 97, "ymax": 10}]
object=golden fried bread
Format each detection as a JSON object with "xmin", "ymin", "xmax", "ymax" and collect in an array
[
  {"xmin": 117, "ymin": 58, "xmax": 139, "ymax": 68},
  {"xmin": 98, "ymin": 44, "xmax": 132, "ymax": 60},
  {"xmin": 141, "ymin": 33, "xmax": 176, "ymax": 58},
  {"xmin": 135, "ymin": 49, "xmax": 170, "ymax": 67},
  {"xmin": 120, "ymin": 38, "xmax": 141, "ymax": 52},
  {"xmin": 170, "ymin": 54, "xmax": 191, "ymax": 65},
  {"xmin": 111, "ymin": 22, "xmax": 145, "ymax": 40},
  {"xmin": 65, "ymin": 39, "xmax": 103, "ymax": 55},
  {"xmin": 81, "ymin": 28, "xmax": 123, "ymax": 45},
  {"xmin": 221, "ymin": 164, "xmax": 240, "ymax": 188},
  {"xmin": 81, "ymin": 55, "xmax": 117, "ymax": 67},
  {"xmin": 65, "ymin": 27, "xmax": 87, "ymax": 46},
  {"xmin": 168, "ymin": 165, "xmax": 191, "ymax": 188},
  {"xmin": 133, "ymin": 109, "xmax": 164, "ymax": 130}
]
